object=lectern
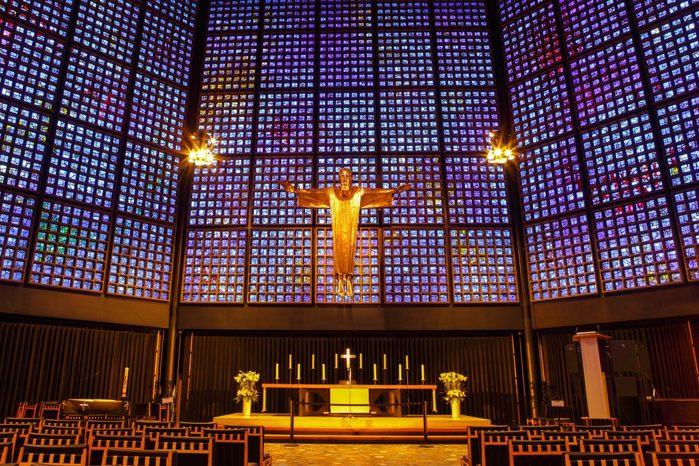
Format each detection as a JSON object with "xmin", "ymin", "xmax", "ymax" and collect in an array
[{"xmin": 572, "ymin": 332, "xmax": 612, "ymax": 419}]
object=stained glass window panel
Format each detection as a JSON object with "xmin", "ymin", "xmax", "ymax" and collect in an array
[
  {"xmin": 119, "ymin": 142, "xmax": 179, "ymax": 224},
  {"xmin": 674, "ymin": 188, "xmax": 699, "ymax": 281},
  {"xmin": 257, "ymin": 92, "xmax": 314, "ymax": 154},
  {"xmin": 436, "ymin": 30, "xmax": 494, "ymax": 87},
  {"xmin": 381, "ymin": 155, "xmax": 444, "ymax": 225},
  {"xmin": 570, "ymin": 39, "xmax": 645, "ymax": 128},
  {"xmin": 148, "ymin": 0, "xmax": 198, "ymax": 29},
  {"xmin": 526, "ymin": 214, "xmax": 598, "ymax": 301},
  {"xmin": 208, "ymin": 0, "xmax": 260, "ymax": 32},
  {"xmin": 519, "ymin": 137, "xmax": 586, "ymax": 223},
  {"xmin": 320, "ymin": 0, "xmax": 372, "ymax": 29},
  {"xmin": 108, "ymin": 217, "xmax": 173, "ymax": 301},
  {"xmin": 73, "ymin": 0, "xmax": 139, "ymax": 63},
  {"xmin": 263, "ymin": 0, "xmax": 315, "ymax": 30},
  {"xmin": 445, "ymin": 156, "xmax": 509, "ymax": 225},
  {"xmin": 0, "ymin": 19, "xmax": 64, "ymax": 111},
  {"xmin": 593, "ymin": 196, "xmax": 682, "ymax": 292},
  {"xmin": 0, "ymin": 101, "xmax": 50, "ymax": 192},
  {"xmin": 247, "ymin": 228, "xmax": 313, "ymax": 304},
  {"xmin": 377, "ymin": 1, "xmax": 430, "ymax": 28},
  {"xmin": 498, "ymin": 0, "xmax": 545, "ymax": 24},
  {"xmin": 378, "ymin": 31, "xmax": 434, "ymax": 87},
  {"xmin": 640, "ymin": 10, "xmax": 699, "ymax": 103},
  {"xmin": 559, "ymin": 0, "xmax": 630, "ymax": 57},
  {"xmin": 450, "ymin": 228, "xmax": 518, "ymax": 303},
  {"xmin": 441, "ymin": 89, "xmax": 499, "ymax": 153},
  {"xmin": 510, "ymin": 68, "xmax": 573, "ymax": 148},
  {"xmin": 633, "ymin": 0, "xmax": 698, "ymax": 28},
  {"xmin": 320, "ymin": 32, "xmax": 374, "ymax": 89},
  {"xmin": 252, "ymin": 156, "xmax": 314, "ymax": 225},
  {"xmin": 0, "ymin": 190, "xmax": 35, "ymax": 282},
  {"xmin": 379, "ymin": 91, "xmax": 438, "ymax": 152},
  {"xmin": 316, "ymin": 156, "xmax": 379, "ymax": 225},
  {"xmin": 502, "ymin": 3, "xmax": 561, "ymax": 83},
  {"xmin": 46, "ymin": 120, "xmax": 120, "ymax": 208},
  {"xmin": 581, "ymin": 113, "xmax": 663, "ymax": 206},
  {"xmin": 260, "ymin": 33, "xmax": 314, "ymax": 90},
  {"xmin": 0, "ymin": 0, "xmax": 74, "ymax": 37},
  {"xmin": 189, "ymin": 158, "xmax": 251, "ymax": 227},
  {"xmin": 656, "ymin": 95, "xmax": 699, "ymax": 187},
  {"xmin": 61, "ymin": 48, "xmax": 130, "ymax": 132},
  {"xmin": 129, "ymin": 74, "xmax": 187, "ymax": 151},
  {"xmin": 30, "ymin": 200, "xmax": 110, "ymax": 292},
  {"xmin": 139, "ymin": 10, "xmax": 194, "ymax": 87},
  {"xmin": 182, "ymin": 229, "xmax": 247, "ymax": 303},
  {"xmin": 201, "ymin": 34, "xmax": 257, "ymax": 92},
  {"xmin": 434, "ymin": 1, "xmax": 488, "ymax": 28},
  {"xmin": 199, "ymin": 93, "xmax": 255, "ymax": 156},
  {"xmin": 316, "ymin": 228, "xmax": 380, "ymax": 304},
  {"xmin": 318, "ymin": 92, "xmax": 376, "ymax": 154},
  {"xmin": 383, "ymin": 228, "xmax": 449, "ymax": 304}
]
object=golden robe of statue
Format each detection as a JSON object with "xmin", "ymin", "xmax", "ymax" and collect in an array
[{"xmin": 281, "ymin": 168, "xmax": 411, "ymax": 298}]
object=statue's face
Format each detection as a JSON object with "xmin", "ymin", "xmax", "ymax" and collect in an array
[{"xmin": 339, "ymin": 169, "xmax": 351, "ymax": 190}]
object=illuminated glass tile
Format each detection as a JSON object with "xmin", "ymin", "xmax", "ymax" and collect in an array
[
  {"xmin": 656, "ymin": 94, "xmax": 699, "ymax": 187},
  {"xmin": 436, "ymin": 30, "xmax": 494, "ymax": 87},
  {"xmin": 383, "ymin": 228, "xmax": 449, "ymax": 304},
  {"xmin": 118, "ymin": 141, "xmax": 179, "ymax": 224},
  {"xmin": 381, "ymin": 155, "xmax": 444, "ymax": 225},
  {"xmin": 316, "ymin": 228, "xmax": 381, "ymax": 304},
  {"xmin": 208, "ymin": 0, "xmax": 260, "ymax": 32},
  {"xmin": 0, "ymin": 19, "xmax": 64, "ymax": 111},
  {"xmin": 378, "ymin": 31, "xmax": 434, "ymax": 87},
  {"xmin": 182, "ymin": 229, "xmax": 247, "ymax": 303},
  {"xmin": 247, "ymin": 228, "xmax": 313, "ymax": 304},
  {"xmin": 570, "ymin": 38, "xmax": 645, "ymax": 127},
  {"xmin": 201, "ymin": 34, "xmax": 257, "ymax": 92},
  {"xmin": 509, "ymin": 68, "xmax": 573, "ymax": 148},
  {"xmin": 498, "ymin": 0, "xmax": 545, "ymax": 24},
  {"xmin": 377, "ymin": 1, "xmax": 430, "ymax": 28},
  {"xmin": 260, "ymin": 33, "xmax": 314, "ymax": 89},
  {"xmin": 640, "ymin": 10, "xmax": 699, "ymax": 103},
  {"xmin": 519, "ymin": 137, "xmax": 586, "ymax": 223},
  {"xmin": 318, "ymin": 92, "xmax": 376, "ymax": 154},
  {"xmin": 199, "ymin": 93, "xmax": 255, "ymax": 156},
  {"xmin": 139, "ymin": 10, "xmax": 194, "ymax": 87},
  {"xmin": 502, "ymin": 3, "xmax": 561, "ymax": 83},
  {"xmin": 674, "ymin": 188, "xmax": 699, "ymax": 281},
  {"xmin": 251, "ymin": 156, "xmax": 313, "ymax": 225},
  {"xmin": 108, "ymin": 217, "xmax": 173, "ymax": 301},
  {"xmin": 128, "ymin": 74, "xmax": 187, "ymax": 151},
  {"xmin": 560, "ymin": 0, "xmax": 630, "ymax": 57},
  {"xmin": 0, "ymin": 101, "xmax": 50, "ymax": 192},
  {"xmin": 320, "ymin": 0, "xmax": 372, "ymax": 29},
  {"xmin": 593, "ymin": 196, "xmax": 682, "ymax": 292},
  {"xmin": 257, "ymin": 92, "xmax": 314, "ymax": 154},
  {"xmin": 434, "ymin": 1, "xmax": 488, "ymax": 28},
  {"xmin": 450, "ymin": 228, "xmax": 518, "ymax": 303},
  {"xmin": 582, "ymin": 113, "xmax": 663, "ymax": 206},
  {"xmin": 148, "ymin": 0, "xmax": 198, "ymax": 29},
  {"xmin": 441, "ymin": 89, "xmax": 499, "ymax": 153},
  {"xmin": 30, "ymin": 200, "xmax": 110, "ymax": 292},
  {"xmin": 320, "ymin": 32, "xmax": 374, "ymax": 88},
  {"xmin": 60, "ymin": 47, "xmax": 130, "ymax": 132},
  {"xmin": 0, "ymin": 0, "xmax": 74, "ymax": 37},
  {"xmin": 633, "ymin": 0, "xmax": 698, "ymax": 28},
  {"xmin": 526, "ymin": 214, "xmax": 598, "ymax": 301},
  {"xmin": 0, "ymin": 189, "xmax": 35, "ymax": 283},
  {"xmin": 379, "ymin": 91, "xmax": 438, "ymax": 152},
  {"xmin": 189, "ymin": 158, "xmax": 251, "ymax": 227},
  {"xmin": 46, "ymin": 119, "xmax": 120, "ymax": 208},
  {"xmin": 74, "ymin": 0, "xmax": 139, "ymax": 63},
  {"xmin": 264, "ymin": 0, "xmax": 315, "ymax": 30},
  {"xmin": 445, "ymin": 156, "xmax": 510, "ymax": 225},
  {"xmin": 316, "ymin": 156, "xmax": 379, "ymax": 225}
]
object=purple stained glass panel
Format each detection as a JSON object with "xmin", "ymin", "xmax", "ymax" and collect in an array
[
  {"xmin": 264, "ymin": 0, "xmax": 315, "ymax": 30},
  {"xmin": 139, "ymin": 10, "xmax": 194, "ymax": 87},
  {"xmin": 320, "ymin": 32, "xmax": 374, "ymax": 88},
  {"xmin": 260, "ymin": 33, "xmax": 314, "ymax": 89},
  {"xmin": 257, "ymin": 92, "xmax": 314, "ymax": 154},
  {"xmin": 252, "ymin": 156, "xmax": 314, "ymax": 225},
  {"xmin": 445, "ymin": 156, "xmax": 510, "ymax": 225},
  {"xmin": 318, "ymin": 92, "xmax": 376, "ymax": 154},
  {"xmin": 199, "ymin": 93, "xmax": 255, "ymax": 156},
  {"xmin": 498, "ymin": 0, "xmax": 545, "ymax": 24},
  {"xmin": 0, "ymin": 189, "xmax": 35, "ymax": 283},
  {"xmin": 378, "ymin": 31, "xmax": 434, "ymax": 87},
  {"xmin": 188, "ymin": 158, "xmax": 251, "ymax": 227},
  {"xmin": 320, "ymin": 0, "xmax": 372, "ymax": 29},
  {"xmin": 379, "ymin": 91, "xmax": 438, "ymax": 152},
  {"xmin": 633, "ymin": 0, "xmax": 698, "ymax": 28},
  {"xmin": 434, "ymin": 1, "xmax": 488, "ymax": 28},
  {"xmin": 74, "ymin": 0, "xmax": 139, "ymax": 63},
  {"xmin": 674, "ymin": 188, "xmax": 699, "ymax": 281},
  {"xmin": 381, "ymin": 155, "xmax": 444, "ymax": 225},
  {"xmin": 316, "ymin": 156, "xmax": 379, "ymax": 225},
  {"xmin": 656, "ymin": 95, "xmax": 699, "ymax": 187},
  {"xmin": 201, "ymin": 34, "xmax": 257, "ymax": 92},
  {"xmin": 441, "ymin": 89, "xmax": 499, "ymax": 153},
  {"xmin": 377, "ymin": 1, "xmax": 430, "ymax": 28},
  {"xmin": 436, "ymin": 30, "xmax": 494, "ymax": 87},
  {"xmin": 559, "ymin": 0, "xmax": 630, "ymax": 57},
  {"xmin": 0, "ymin": 0, "xmax": 74, "ymax": 37},
  {"xmin": 148, "ymin": 0, "xmax": 197, "ymax": 29},
  {"xmin": 208, "ymin": 0, "xmax": 260, "ymax": 32}
]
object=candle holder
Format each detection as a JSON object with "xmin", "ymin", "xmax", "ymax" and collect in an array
[
  {"xmin": 373, "ymin": 378, "xmax": 377, "ymax": 385},
  {"xmin": 288, "ymin": 368, "xmax": 293, "ymax": 384},
  {"xmin": 405, "ymin": 368, "xmax": 409, "ymax": 385},
  {"xmin": 275, "ymin": 376, "xmax": 280, "ymax": 384}
]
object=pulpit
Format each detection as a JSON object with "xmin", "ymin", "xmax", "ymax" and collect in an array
[{"xmin": 572, "ymin": 332, "xmax": 612, "ymax": 419}]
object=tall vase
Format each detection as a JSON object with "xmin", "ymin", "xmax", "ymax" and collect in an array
[
  {"xmin": 242, "ymin": 398, "xmax": 252, "ymax": 417},
  {"xmin": 450, "ymin": 398, "xmax": 461, "ymax": 419}
]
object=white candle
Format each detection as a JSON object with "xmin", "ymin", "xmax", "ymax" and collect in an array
[
  {"xmin": 322, "ymin": 363, "xmax": 326, "ymax": 381},
  {"xmin": 297, "ymin": 363, "xmax": 301, "ymax": 381},
  {"xmin": 121, "ymin": 367, "xmax": 129, "ymax": 397},
  {"xmin": 335, "ymin": 353, "xmax": 338, "ymax": 369},
  {"xmin": 421, "ymin": 364, "xmax": 425, "ymax": 382},
  {"xmin": 398, "ymin": 364, "xmax": 403, "ymax": 381},
  {"xmin": 405, "ymin": 355, "xmax": 409, "ymax": 370},
  {"xmin": 383, "ymin": 354, "xmax": 387, "ymax": 370},
  {"xmin": 373, "ymin": 363, "xmax": 377, "ymax": 381},
  {"xmin": 289, "ymin": 354, "xmax": 292, "ymax": 370},
  {"xmin": 275, "ymin": 363, "xmax": 279, "ymax": 380},
  {"xmin": 312, "ymin": 354, "xmax": 315, "ymax": 370},
  {"xmin": 359, "ymin": 353, "xmax": 363, "ymax": 369}
]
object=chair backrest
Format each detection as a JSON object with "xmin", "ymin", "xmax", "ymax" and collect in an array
[
  {"xmin": 15, "ymin": 402, "xmax": 38, "ymax": 418},
  {"xmin": 564, "ymin": 451, "xmax": 641, "ymax": 466},
  {"xmin": 157, "ymin": 435, "xmax": 212, "ymax": 466},
  {"xmin": 42, "ymin": 419, "xmax": 83, "ymax": 429},
  {"xmin": 510, "ymin": 439, "xmax": 567, "ymax": 466},
  {"xmin": 18, "ymin": 443, "xmax": 87, "ymax": 466},
  {"xmin": 88, "ymin": 427, "xmax": 135, "ymax": 438},
  {"xmin": 465, "ymin": 426, "xmax": 510, "ymax": 466},
  {"xmin": 102, "ymin": 447, "xmax": 172, "ymax": 466},
  {"xmin": 667, "ymin": 432, "xmax": 699, "ymax": 441},
  {"xmin": 39, "ymin": 402, "xmax": 62, "ymax": 420},
  {"xmin": 655, "ymin": 439, "xmax": 699, "ymax": 453},
  {"xmin": 39, "ymin": 426, "xmax": 84, "ymax": 438},
  {"xmin": 217, "ymin": 425, "xmax": 266, "ymax": 465},
  {"xmin": 88, "ymin": 434, "xmax": 144, "ymax": 466},
  {"xmin": 144, "ymin": 427, "xmax": 188, "ymax": 443},
  {"xmin": 651, "ymin": 451, "xmax": 699, "ymax": 466},
  {"xmin": 0, "ymin": 441, "xmax": 11, "ymax": 463},
  {"xmin": 481, "ymin": 430, "xmax": 528, "ymax": 466},
  {"xmin": 178, "ymin": 422, "xmax": 214, "ymax": 436},
  {"xmin": 133, "ymin": 421, "xmax": 171, "ymax": 435},
  {"xmin": 202, "ymin": 428, "xmax": 248, "ymax": 466},
  {"xmin": 671, "ymin": 427, "xmax": 699, "ymax": 431},
  {"xmin": 574, "ymin": 425, "xmax": 616, "ymax": 439},
  {"xmin": 0, "ymin": 423, "xmax": 32, "ymax": 439},
  {"xmin": 580, "ymin": 438, "xmax": 642, "ymax": 454},
  {"xmin": 605, "ymin": 429, "xmax": 656, "ymax": 446},
  {"xmin": 26, "ymin": 432, "xmax": 81, "ymax": 446},
  {"xmin": 4, "ymin": 418, "xmax": 39, "ymax": 427},
  {"xmin": 623, "ymin": 424, "xmax": 664, "ymax": 433},
  {"xmin": 86, "ymin": 420, "xmax": 126, "ymax": 431}
]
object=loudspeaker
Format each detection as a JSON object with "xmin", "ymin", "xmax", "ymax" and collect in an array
[{"xmin": 565, "ymin": 343, "xmax": 580, "ymax": 374}]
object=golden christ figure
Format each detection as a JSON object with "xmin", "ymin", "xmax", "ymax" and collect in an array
[{"xmin": 281, "ymin": 168, "xmax": 411, "ymax": 298}]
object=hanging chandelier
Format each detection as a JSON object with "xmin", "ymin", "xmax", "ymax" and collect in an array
[
  {"xmin": 485, "ymin": 131, "xmax": 516, "ymax": 164},
  {"xmin": 187, "ymin": 130, "xmax": 217, "ymax": 166}
]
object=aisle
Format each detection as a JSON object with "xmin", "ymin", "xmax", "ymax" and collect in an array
[{"xmin": 266, "ymin": 443, "xmax": 465, "ymax": 465}]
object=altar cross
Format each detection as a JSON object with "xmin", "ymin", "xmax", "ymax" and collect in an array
[{"xmin": 341, "ymin": 348, "xmax": 356, "ymax": 369}]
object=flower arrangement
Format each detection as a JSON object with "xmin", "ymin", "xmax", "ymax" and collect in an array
[
  {"xmin": 439, "ymin": 372, "xmax": 468, "ymax": 402},
  {"xmin": 234, "ymin": 371, "xmax": 260, "ymax": 403}
]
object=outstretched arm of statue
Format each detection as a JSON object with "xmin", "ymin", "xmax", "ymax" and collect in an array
[
  {"xmin": 279, "ymin": 181, "xmax": 330, "ymax": 208},
  {"xmin": 360, "ymin": 183, "xmax": 412, "ymax": 208}
]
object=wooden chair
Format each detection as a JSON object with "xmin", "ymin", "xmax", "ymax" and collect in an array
[
  {"xmin": 461, "ymin": 426, "xmax": 510, "ymax": 466},
  {"xmin": 88, "ymin": 434, "xmax": 143, "ymax": 466},
  {"xmin": 88, "ymin": 427, "xmax": 135, "ymax": 440},
  {"xmin": 101, "ymin": 448, "xmax": 172, "ymax": 466},
  {"xmin": 133, "ymin": 421, "xmax": 171, "ymax": 435},
  {"xmin": 667, "ymin": 432, "xmax": 699, "ymax": 441},
  {"xmin": 25, "ymin": 432, "xmax": 81, "ymax": 446},
  {"xmin": 178, "ymin": 422, "xmax": 214, "ymax": 436},
  {"xmin": 623, "ymin": 425, "xmax": 664, "ymax": 433},
  {"xmin": 579, "ymin": 438, "xmax": 643, "ymax": 455},
  {"xmin": 541, "ymin": 431, "xmax": 590, "ymax": 451},
  {"xmin": 38, "ymin": 402, "xmax": 62, "ymax": 420},
  {"xmin": 17, "ymin": 443, "xmax": 87, "ymax": 466},
  {"xmin": 38, "ymin": 427, "xmax": 84, "ymax": 439},
  {"xmin": 574, "ymin": 425, "xmax": 616, "ymax": 439},
  {"xmin": 605, "ymin": 430, "xmax": 657, "ymax": 454},
  {"xmin": 144, "ymin": 427, "xmax": 188, "ymax": 449},
  {"xmin": 87, "ymin": 420, "xmax": 126, "ymax": 431},
  {"xmin": 582, "ymin": 417, "xmax": 619, "ymax": 428},
  {"xmin": 15, "ymin": 403, "xmax": 37, "ymax": 419},
  {"xmin": 654, "ymin": 439, "xmax": 699, "ymax": 453},
  {"xmin": 0, "ymin": 441, "xmax": 11, "ymax": 464},
  {"xmin": 670, "ymin": 427, "xmax": 699, "ymax": 431},
  {"xmin": 3, "ymin": 419, "xmax": 39, "ymax": 428},
  {"xmin": 508, "ymin": 438, "xmax": 568, "ymax": 466},
  {"xmin": 0, "ymin": 433, "xmax": 17, "ymax": 463},
  {"xmin": 156, "ymin": 435, "xmax": 212, "ymax": 466},
  {"xmin": 202, "ymin": 428, "xmax": 248, "ymax": 466},
  {"xmin": 564, "ymin": 451, "xmax": 642, "ymax": 466},
  {"xmin": 651, "ymin": 452, "xmax": 699, "ymax": 465},
  {"xmin": 481, "ymin": 430, "xmax": 529, "ymax": 466},
  {"xmin": 42, "ymin": 419, "xmax": 83, "ymax": 429},
  {"xmin": 216, "ymin": 425, "xmax": 271, "ymax": 466}
]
